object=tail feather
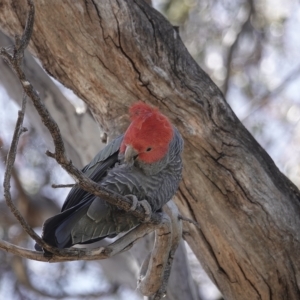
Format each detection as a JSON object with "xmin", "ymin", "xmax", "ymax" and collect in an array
[
  {"xmin": 41, "ymin": 199, "xmax": 93, "ymax": 249},
  {"xmin": 36, "ymin": 196, "xmax": 140, "ymax": 251}
]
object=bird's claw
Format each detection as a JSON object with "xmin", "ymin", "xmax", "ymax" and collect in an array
[
  {"xmin": 126, "ymin": 195, "xmax": 152, "ymax": 222},
  {"xmin": 127, "ymin": 194, "xmax": 138, "ymax": 211},
  {"xmin": 139, "ymin": 200, "xmax": 152, "ymax": 222}
]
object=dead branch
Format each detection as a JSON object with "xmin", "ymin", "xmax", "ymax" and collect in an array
[
  {"xmin": 138, "ymin": 214, "xmax": 172, "ymax": 296},
  {"xmin": 243, "ymin": 63, "xmax": 300, "ymax": 120},
  {"xmin": 0, "ymin": 30, "xmax": 103, "ymax": 168},
  {"xmin": 2, "ymin": 93, "xmax": 44, "ymax": 245},
  {"xmin": 152, "ymin": 201, "xmax": 183, "ymax": 300},
  {"xmin": 0, "ymin": 222, "xmax": 155, "ymax": 262},
  {"xmin": 138, "ymin": 201, "xmax": 182, "ymax": 298},
  {"xmin": 178, "ymin": 214, "xmax": 200, "ymax": 229},
  {"xmin": 222, "ymin": 0, "xmax": 254, "ymax": 96},
  {"xmin": 52, "ymin": 183, "xmax": 75, "ymax": 189}
]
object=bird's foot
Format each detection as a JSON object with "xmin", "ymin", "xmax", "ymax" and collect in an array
[
  {"xmin": 139, "ymin": 200, "xmax": 152, "ymax": 222},
  {"xmin": 126, "ymin": 195, "xmax": 152, "ymax": 222},
  {"xmin": 127, "ymin": 194, "xmax": 138, "ymax": 211}
]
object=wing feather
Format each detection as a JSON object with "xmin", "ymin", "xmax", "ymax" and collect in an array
[{"xmin": 62, "ymin": 135, "xmax": 123, "ymax": 211}]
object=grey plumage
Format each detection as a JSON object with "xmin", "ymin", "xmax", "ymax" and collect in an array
[{"xmin": 39, "ymin": 127, "xmax": 183, "ymax": 249}]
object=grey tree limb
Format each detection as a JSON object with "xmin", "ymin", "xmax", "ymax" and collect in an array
[{"xmin": 0, "ymin": 222, "xmax": 154, "ymax": 262}]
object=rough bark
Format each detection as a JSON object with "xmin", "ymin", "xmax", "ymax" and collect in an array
[
  {"xmin": 0, "ymin": 1, "xmax": 299, "ymax": 299},
  {"xmin": 131, "ymin": 238, "xmax": 201, "ymax": 300}
]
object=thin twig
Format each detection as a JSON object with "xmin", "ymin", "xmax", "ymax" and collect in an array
[
  {"xmin": 0, "ymin": 222, "xmax": 154, "ymax": 262},
  {"xmin": 222, "ymin": 0, "xmax": 254, "ymax": 96},
  {"xmin": 52, "ymin": 183, "xmax": 75, "ymax": 189},
  {"xmin": 2, "ymin": 92, "xmax": 56, "ymax": 253},
  {"xmin": 243, "ymin": 63, "xmax": 300, "ymax": 121},
  {"xmin": 0, "ymin": 2, "xmax": 67, "ymax": 256},
  {"xmin": 14, "ymin": 0, "xmax": 35, "ymax": 62},
  {"xmin": 178, "ymin": 214, "xmax": 200, "ymax": 229},
  {"xmin": 3, "ymin": 95, "xmax": 33, "ymax": 233},
  {"xmin": 24, "ymin": 279, "xmax": 118, "ymax": 300}
]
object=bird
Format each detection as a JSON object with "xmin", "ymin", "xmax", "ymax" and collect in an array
[{"xmin": 37, "ymin": 101, "xmax": 183, "ymax": 250}]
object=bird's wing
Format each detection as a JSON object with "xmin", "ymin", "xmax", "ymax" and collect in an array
[
  {"xmin": 41, "ymin": 195, "xmax": 95, "ymax": 248},
  {"xmin": 61, "ymin": 134, "xmax": 124, "ymax": 211}
]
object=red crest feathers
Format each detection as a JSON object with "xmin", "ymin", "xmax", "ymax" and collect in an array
[
  {"xmin": 128, "ymin": 101, "xmax": 158, "ymax": 130},
  {"xmin": 129, "ymin": 101, "xmax": 157, "ymax": 120},
  {"xmin": 120, "ymin": 101, "xmax": 174, "ymax": 163}
]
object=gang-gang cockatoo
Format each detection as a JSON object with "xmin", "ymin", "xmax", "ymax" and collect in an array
[{"xmin": 38, "ymin": 101, "xmax": 183, "ymax": 249}]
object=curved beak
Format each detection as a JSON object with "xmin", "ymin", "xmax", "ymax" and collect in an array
[{"xmin": 124, "ymin": 145, "xmax": 138, "ymax": 164}]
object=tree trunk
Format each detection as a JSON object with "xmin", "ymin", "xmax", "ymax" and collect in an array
[{"xmin": 0, "ymin": 1, "xmax": 299, "ymax": 299}]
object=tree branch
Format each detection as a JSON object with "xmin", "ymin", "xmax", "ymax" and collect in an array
[
  {"xmin": 0, "ymin": 30, "xmax": 103, "ymax": 168},
  {"xmin": 243, "ymin": 63, "xmax": 300, "ymax": 120},
  {"xmin": 222, "ymin": 0, "xmax": 254, "ymax": 96},
  {"xmin": 2, "ymin": 93, "xmax": 45, "ymax": 246},
  {"xmin": 178, "ymin": 214, "xmax": 200, "ymax": 229},
  {"xmin": 151, "ymin": 201, "xmax": 183, "ymax": 300},
  {"xmin": 0, "ymin": 222, "xmax": 155, "ymax": 262},
  {"xmin": 136, "ymin": 202, "xmax": 182, "ymax": 298},
  {"xmin": 52, "ymin": 183, "xmax": 75, "ymax": 189}
]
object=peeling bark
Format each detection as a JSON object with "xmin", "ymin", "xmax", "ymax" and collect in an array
[{"xmin": 0, "ymin": 1, "xmax": 300, "ymax": 299}]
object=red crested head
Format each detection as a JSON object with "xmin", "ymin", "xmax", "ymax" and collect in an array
[{"xmin": 120, "ymin": 101, "xmax": 173, "ymax": 163}]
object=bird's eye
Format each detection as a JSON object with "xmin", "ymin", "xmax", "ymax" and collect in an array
[{"xmin": 146, "ymin": 147, "xmax": 152, "ymax": 152}]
